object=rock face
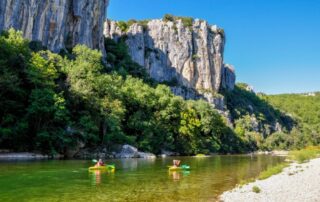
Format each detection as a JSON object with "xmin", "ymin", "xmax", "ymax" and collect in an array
[
  {"xmin": 0, "ymin": 0, "xmax": 109, "ymax": 53},
  {"xmin": 104, "ymin": 19, "xmax": 236, "ymax": 96},
  {"xmin": 115, "ymin": 145, "xmax": 156, "ymax": 159},
  {"xmin": 221, "ymin": 64, "xmax": 236, "ymax": 90},
  {"xmin": 116, "ymin": 144, "xmax": 139, "ymax": 158}
]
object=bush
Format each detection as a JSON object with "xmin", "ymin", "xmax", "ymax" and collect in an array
[
  {"xmin": 163, "ymin": 14, "xmax": 175, "ymax": 22},
  {"xmin": 179, "ymin": 17, "xmax": 193, "ymax": 28},
  {"xmin": 192, "ymin": 54, "xmax": 199, "ymax": 61},
  {"xmin": 252, "ymin": 186, "xmax": 261, "ymax": 193},
  {"xmin": 117, "ymin": 21, "xmax": 129, "ymax": 32},
  {"xmin": 163, "ymin": 14, "xmax": 194, "ymax": 28}
]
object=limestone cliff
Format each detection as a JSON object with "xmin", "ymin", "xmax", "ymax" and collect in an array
[
  {"xmin": 104, "ymin": 18, "xmax": 236, "ymax": 96},
  {"xmin": 0, "ymin": 0, "xmax": 109, "ymax": 53},
  {"xmin": 221, "ymin": 64, "xmax": 236, "ymax": 91}
]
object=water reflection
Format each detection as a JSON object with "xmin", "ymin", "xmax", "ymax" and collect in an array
[
  {"xmin": 169, "ymin": 171, "xmax": 181, "ymax": 181},
  {"xmin": 90, "ymin": 169, "xmax": 115, "ymax": 186},
  {"xmin": 120, "ymin": 158, "xmax": 156, "ymax": 171},
  {"xmin": 90, "ymin": 170, "xmax": 102, "ymax": 185},
  {"xmin": 169, "ymin": 170, "xmax": 190, "ymax": 181}
]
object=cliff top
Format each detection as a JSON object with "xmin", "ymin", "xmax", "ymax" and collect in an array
[{"xmin": 108, "ymin": 14, "xmax": 225, "ymax": 38}]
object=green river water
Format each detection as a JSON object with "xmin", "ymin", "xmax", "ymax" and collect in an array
[{"xmin": 0, "ymin": 155, "xmax": 284, "ymax": 202}]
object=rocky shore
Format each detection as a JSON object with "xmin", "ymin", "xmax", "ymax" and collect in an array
[
  {"xmin": 0, "ymin": 145, "xmax": 159, "ymax": 160},
  {"xmin": 74, "ymin": 144, "xmax": 157, "ymax": 159},
  {"xmin": 0, "ymin": 152, "xmax": 51, "ymax": 160},
  {"xmin": 220, "ymin": 158, "xmax": 320, "ymax": 202}
]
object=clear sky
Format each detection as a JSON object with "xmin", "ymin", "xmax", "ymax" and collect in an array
[{"xmin": 108, "ymin": 0, "xmax": 320, "ymax": 94}]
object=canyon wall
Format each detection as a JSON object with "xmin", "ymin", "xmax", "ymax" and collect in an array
[{"xmin": 0, "ymin": 0, "xmax": 109, "ymax": 53}]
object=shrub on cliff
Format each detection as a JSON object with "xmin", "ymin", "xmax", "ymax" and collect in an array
[
  {"xmin": 163, "ymin": 14, "xmax": 194, "ymax": 28},
  {"xmin": 105, "ymin": 37, "xmax": 150, "ymax": 82},
  {"xmin": 116, "ymin": 21, "xmax": 130, "ymax": 32},
  {"xmin": 163, "ymin": 14, "xmax": 175, "ymax": 22}
]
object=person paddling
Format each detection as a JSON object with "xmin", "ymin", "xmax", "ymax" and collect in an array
[
  {"xmin": 173, "ymin": 159, "xmax": 181, "ymax": 167},
  {"xmin": 95, "ymin": 159, "xmax": 105, "ymax": 167}
]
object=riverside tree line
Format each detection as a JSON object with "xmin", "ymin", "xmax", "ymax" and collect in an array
[{"xmin": 0, "ymin": 29, "xmax": 319, "ymax": 156}]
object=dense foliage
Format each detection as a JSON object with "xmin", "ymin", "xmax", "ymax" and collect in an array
[
  {"xmin": 224, "ymin": 84, "xmax": 294, "ymax": 134},
  {"xmin": 104, "ymin": 37, "xmax": 151, "ymax": 81},
  {"xmin": 225, "ymin": 83, "xmax": 320, "ymax": 150},
  {"xmin": 262, "ymin": 93, "xmax": 320, "ymax": 150},
  {"xmin": 0, "ymin": 29, "xmax": 250, "ymax": 156},
  {"xmin": 223, "ymin": 83, "xmax": 297, "ymax": 150}
]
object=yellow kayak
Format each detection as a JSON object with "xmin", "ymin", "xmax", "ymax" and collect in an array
[
  {"xmin": 195, "ymin": 154, "xmax": 207, "ymax": 157},
  {"xmin": 88, "ymin": 165, "xmax": 115, "ymax": 171},
  {"xmin": 168, "ymin": 165, "xmax": 190, "ymax": 171}
]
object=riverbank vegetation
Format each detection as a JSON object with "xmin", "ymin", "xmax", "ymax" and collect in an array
[
  {"xmin": 289, "ymin": 146, "xmax": 320, "ymax": 163},
  {"xmin": 1, "ymin": 29, "xmax": 319, "ymax": 157},
  {"xmin": 257, "ymin": 162, "xmax": 289, "ymax": 180},
  {"xmin": 237, "ymin": 147, "xmax": 320, "ymax": 187},
  {"xmin": 238, "ymin": 161, "xmax": 289, "ymax": 186}
]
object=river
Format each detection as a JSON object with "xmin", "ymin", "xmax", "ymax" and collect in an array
[{"xmin": 0, "ymin": 155, "xmax": 284, "ymax": 201}]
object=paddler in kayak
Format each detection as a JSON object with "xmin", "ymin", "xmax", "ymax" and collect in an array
[
  {"xmin": 172, "ymin": 159, "xmax": 181, "ymax": 168},
  {"xmin": 95, "ymin": 159, "xmax": 105, "ymax": 167}
]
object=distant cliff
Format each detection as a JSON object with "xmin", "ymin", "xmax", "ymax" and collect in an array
[
  {"xmin": 104, "ymin": 18, "xmax": 236, "ymax": 97},
  {"xmin": 0, "ymin": 0, "xmax": 109, "ymax": 53}
]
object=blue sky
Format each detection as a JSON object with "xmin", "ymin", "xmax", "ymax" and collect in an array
[{"xmin": 108, "ymin": 0, "xmax": 320, "ymax": 94}]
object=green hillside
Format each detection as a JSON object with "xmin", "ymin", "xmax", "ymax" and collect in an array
[{"xmin": 262, "ymin": 93, "xmax": 320, "ymax": 149}]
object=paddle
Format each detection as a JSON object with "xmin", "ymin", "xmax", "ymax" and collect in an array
[{"xmin": 92, "ymin": 159, "xmax": 98, "ymax": 163}]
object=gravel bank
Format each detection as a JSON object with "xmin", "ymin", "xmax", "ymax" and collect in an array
[{"xmin": 220, "ymin": 158, "xmax": 320, "ymax": 202}]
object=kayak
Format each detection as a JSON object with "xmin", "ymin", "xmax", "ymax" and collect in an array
[
  {"xmin": 88, "ymin": 165, "xmax": 115, "ymax": 171},
  {"xmin": 195, "ymin": 154, "xmax": 207, "ymax": 157},
  {"xmin": 168, "ymin": 165, "xmax": 190, "ymax": 171}
]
